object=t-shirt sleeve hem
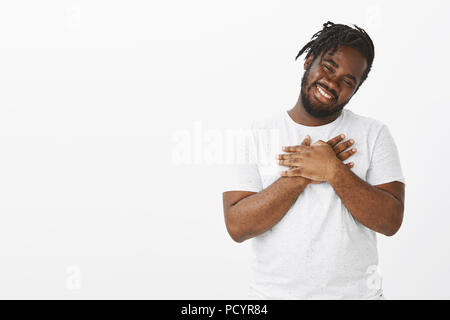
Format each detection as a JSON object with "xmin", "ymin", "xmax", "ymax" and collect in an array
[
  {"xmin": 368, "ymin": 176, "xmax": 406, "ymax": 186},
  {"xmin": 223, "ymin": 185, "xmax": 261, "ymax": 193}
]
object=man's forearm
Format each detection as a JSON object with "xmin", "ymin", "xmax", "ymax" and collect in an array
[
  {"xmin": 328, "ymin": 162, "xmax": 404, "ymax": 236},
  {"xmin": 227, "ymin": 177, "xmax": 309, "ymax": 242}
]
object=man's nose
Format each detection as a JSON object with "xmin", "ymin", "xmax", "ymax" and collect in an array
[{"xmin": 321, "ymin": 76, "xmax": 340, "ymax": 95}]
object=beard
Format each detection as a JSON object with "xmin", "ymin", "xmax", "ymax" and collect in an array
[{"xmin": 300, "ymin": 66, "xmax": 349, "ymax": 118}]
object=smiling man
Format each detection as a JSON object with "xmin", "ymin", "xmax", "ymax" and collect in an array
[{"xmin": 222, "ymin": 22, "xmax": 405, "ymax": 299}]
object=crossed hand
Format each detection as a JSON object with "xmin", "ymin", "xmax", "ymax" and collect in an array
[{"xmin": 277, "ymin": 134, "xmax": 357, "ymax": 183}]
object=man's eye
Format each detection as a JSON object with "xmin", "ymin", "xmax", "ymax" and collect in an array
[
  {"xmin": 323, "ymin": 65, "xmax": 332, "ymax": 71},
  {"xmin": 344, "ymin": 80, "xmax": 353, "ymax": 87}
]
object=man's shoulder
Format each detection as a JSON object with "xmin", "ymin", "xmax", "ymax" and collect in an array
[{"xmin": 344, "ymin": 109, "xmax": 387, "ymax": 133}]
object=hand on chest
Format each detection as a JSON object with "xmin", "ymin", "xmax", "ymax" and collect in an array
[{"xmin": 256, "ymin": 130, "xmax": 370, "ymax": 188}]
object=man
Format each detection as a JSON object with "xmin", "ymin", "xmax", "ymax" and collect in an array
[{"xmin": 222, "ymin": 21, "xmax": 405, "ymax": 299}]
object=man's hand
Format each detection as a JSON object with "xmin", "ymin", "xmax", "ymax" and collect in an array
[{"xmin": 278, "ymin": 135, "xmax": 357, "ymax": 182}]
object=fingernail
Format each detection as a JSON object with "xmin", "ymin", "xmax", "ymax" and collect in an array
[
  {"xmin": 352, "ymin": 148, "xmax": 357, "ymax": 152},
  {"xmin": 349, "ymin": 139, "xmax": 354, "ymax": 144},
  {"xmin": 341, "ymin": 134, "xmax": 345, "ymax": 138}
]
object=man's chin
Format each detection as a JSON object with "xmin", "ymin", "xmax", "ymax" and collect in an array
[{"xmin": 305, "ymin": 105, "xmax": 339, "ymax": 118}]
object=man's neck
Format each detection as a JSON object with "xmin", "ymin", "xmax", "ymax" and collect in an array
[{"xmin": 288, "ymin": 99, "xmax": 341, "ymax": 127}]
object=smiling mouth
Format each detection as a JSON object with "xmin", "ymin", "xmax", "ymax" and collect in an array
[{"xmin": 314, "ymin": 84, "xmax": 335, "ymax": 104}]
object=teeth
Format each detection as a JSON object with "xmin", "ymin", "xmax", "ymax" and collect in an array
[{"xmin": 317, "ymin": 85, "xmax": 332, "ymax": 100}]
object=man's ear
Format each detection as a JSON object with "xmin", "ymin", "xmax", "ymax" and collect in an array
[{"xmin": 304, "ymin": 55, "xmax": 314, "ymax": 70}]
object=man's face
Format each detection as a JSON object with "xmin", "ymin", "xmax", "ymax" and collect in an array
[{"xmin": 300, "ymin": 45, "xmax": 368, "ymax": 118}]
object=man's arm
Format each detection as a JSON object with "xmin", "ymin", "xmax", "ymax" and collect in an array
[
  {"xmin": 223, "ymin": 135, "xmax": 356, "ymax": 243},
  {"xmin": 223, "ymin": 176, "xmax": 309, "ymax": 243},
  {"xmin": 328, "ymin": 162, "xmax": 404, "ymax": 236}
]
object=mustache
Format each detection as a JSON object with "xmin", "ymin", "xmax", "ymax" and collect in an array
[{"xmin": 311, "ymin": 82, "xmax": 338, "ymax": 101}]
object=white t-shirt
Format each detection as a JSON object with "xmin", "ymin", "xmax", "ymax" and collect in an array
[{"xmin": 223, "ymin": 109, "xmax": 405, "ymax": 300}]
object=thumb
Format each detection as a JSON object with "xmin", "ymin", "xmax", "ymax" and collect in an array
[{"xmin": 301, "ymin": 134, "xmax": 311, "ymax": 146}]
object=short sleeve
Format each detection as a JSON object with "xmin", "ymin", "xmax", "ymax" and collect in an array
[
  {"xmin": 366, "ymin": 125, "xmax": 405, "ymax": 186},
  {"xmin": 221, "ymin": 126, "xmax": 263, "ymax": 193}
]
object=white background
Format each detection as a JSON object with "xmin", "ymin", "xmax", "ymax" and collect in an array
[{"xmin": 0, "ymin": 0, "xmax": 448, "ymax": 299}]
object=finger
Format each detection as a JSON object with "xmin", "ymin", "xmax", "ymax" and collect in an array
[
  {"xmin": 327, "ymin": 134, "xmax": 345, "ymax": 147},
  {"xmin": 281, "ymin": 136, "xmax": 309, "ymax": 154},
  {"xmin": 278, "ymin": 153, "xmax": 302, "ymax": 160},
  {"xmin": 278, "ymin": 159, "xmax": 300, "ymax": 167},
  {"xmin": 280, "ymin": 168, "xmax": 303, "ymax": 177},
  {"xmin": 300, "ymin": 135, "xmax": 311, "ymax": 146},
  {"xmin": 333, "ymin": 139, "xmax": 354, "ymax": 154},
  {"xmin": 337, "ymin": 148, "xmax": 357, "ymax": 161},
  {"xmin": 345, "ymin": 162, "xmax": 354, "ymax": 169},
  {"xmin": 282, "ymin": 145, "xmax": 308, "ymax": 153}
]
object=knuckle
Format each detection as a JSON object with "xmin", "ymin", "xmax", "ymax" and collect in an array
[
  {"xmin": 340, "ymin": 152, "xmax": 349, "ymax": 159},
  {"xmin": 335, "ymin": 136, "xmax": 343, "ymax": 143}
]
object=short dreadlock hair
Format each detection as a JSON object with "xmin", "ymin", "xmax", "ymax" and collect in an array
[{"xmin": 295, "ymin": 21, "xmax": 375, "ymax": 87}]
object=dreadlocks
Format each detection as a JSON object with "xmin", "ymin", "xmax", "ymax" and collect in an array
[{"xmin": 295, "ymin": 21, "xmax": 375, "ymax": 86}]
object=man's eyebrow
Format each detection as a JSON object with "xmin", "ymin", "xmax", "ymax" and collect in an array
[
  {"xmin": 324, "ymin": 58, "xmax": 339, "ymax": 68},
  {"xmin": 323, "ymin": 58, "xmax": 358, "ymax": 84}
]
